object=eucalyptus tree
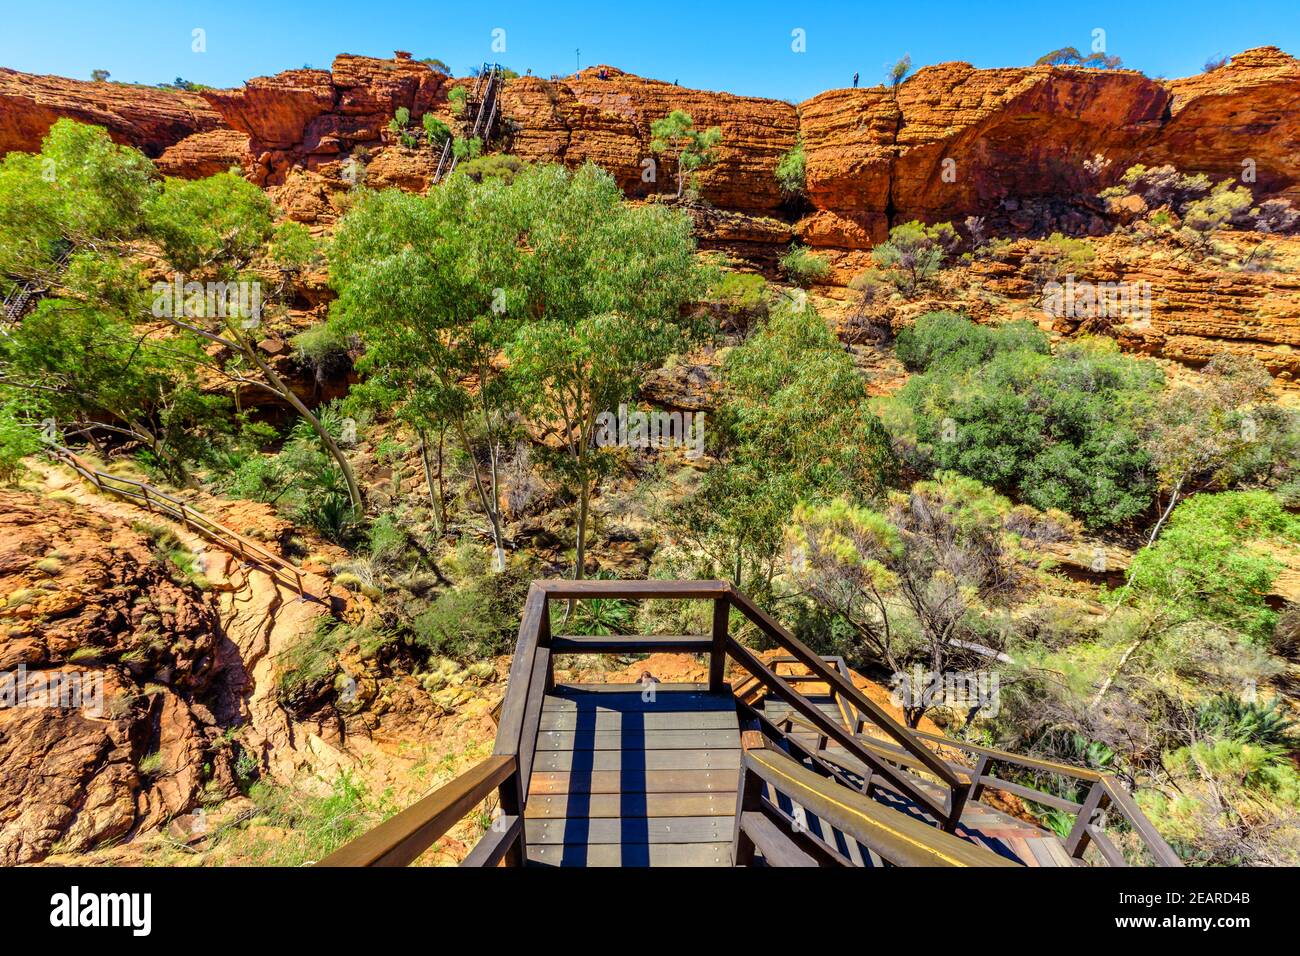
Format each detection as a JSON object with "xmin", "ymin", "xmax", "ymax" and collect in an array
[
  {"xmin": 505, "ymin": 163, "xmax": 706, "ymax": 582},
  {"xmin": 331, "ymin": 174, "xmax": 522, "ymax": 569}
]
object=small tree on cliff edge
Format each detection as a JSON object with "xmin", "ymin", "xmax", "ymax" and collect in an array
[{"xmin": 650, "ymin": 110, "xmax": 722, "ymax": 201}]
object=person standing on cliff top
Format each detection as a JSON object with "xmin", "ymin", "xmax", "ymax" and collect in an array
[{"xmin": 853, "ymin": 71, "xmax": 860, "ymax": 87}]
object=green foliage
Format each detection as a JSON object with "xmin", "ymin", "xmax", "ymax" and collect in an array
[
  {"xmin": 895, "ymin": 310, "xmax": 1049, "ymax": 373},
  {"xmin": 870, "ymin": 220, "xmax": 958, "ymax": 296},
  {"xmin": 779, "ymin": 244, "xmax": 830, "ymax": 285},
  {"xmin": 1125, "ymin": 491, "xmax": 1299, "ymax": 642},
  {"xmin": 457, "ymin": 153, "xmax": 525, "ymax": 183},
  {"xmin": 229, "ymin": 770, "xmax": 394, "ymax": 866},
  {"xmin": 267, "ymin": 220, "xmax": 322, "ymax": 272},
  {"xmin": 0, "ymin": 119, "xmax": 156, "ymax": 283},
  {"xmin": 786, "ymin": 473, "xmax": 1032, "ymax": 724},
  {"xmin": 0, "ymin": 400, "xmax": 41, "ymax": 484},
  {"xmin": 890, "ymin": 314, "xmax": 1163, "ymax": 529},
  {"xmin": 447, "ymin": 86, "xmax": 468, "ymax": 115},
  {"xmin": 1197, "ymin": 694, "xmax": 1297, "ymax": 750},
  {"xmin": 775, "ymin": 137, "xmax": 806, "ymax": 196},
  {"xmin": 1, "ymin": 298, "xmax": 233, "ymax": 480},
  {"xmin": 671, "ymin": 301, "xmax": 894, "ymax": 592},
  {"xmin": 144, "ymin": 171, "xmax": 274, "ymax": 273},
  {"xmin": 888, "ymin": 55, "xmax": 912, "ymax": 87},
  {"xmin": 224, "ymin": 406, "xmax": 358, "ymax": 543},
  {"xmin": 409, "ymin": 564, "xmax": 533, "ymax": 660},
  {"xmin": 422, "ymin": 113, "xmax": 451, "ymax": 146},
  {"xmin": 711, "ymin": 267, "xmax": 766, "ymax": 301},
  {"xmin": 388, "ymin": 106, "xmax": 411, "ymax": 132},
  {"xmin": 649, "ymin": 110, "xmax": 723, "ymax": 199},
  {"xmin": 452, "ymin": 136, "xmax": 483, "ymax": 161}
]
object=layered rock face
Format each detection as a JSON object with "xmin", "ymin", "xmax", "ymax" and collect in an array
[
  {"xmin": 499, "ymin": 67, "xmax": 799, "ymax": 215},
  {"xmin": 0, "ymin": 68, "xmax": 225, "ymax": 159},
  {"xmin": 201, "ymin": 54, "xmax": 452, "ymax": 185},
  {"xmin": 3, "ymin": 48, "xmax": 1296, "ymax": 229},
  {"xmin": 0, "ymin": 492, "xmax": 224, "ymax": 864}
]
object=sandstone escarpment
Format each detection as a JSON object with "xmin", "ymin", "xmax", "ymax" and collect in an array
[
  {"xmin": 201, "ymin": 54, "xmax": 452, "ymax": 185},
  {"xmin": 0, "ymin": 68, "xmax": 224, "ymax": 158},
  {"xmin": 499, "ymin": 66, "xmax": 799, "ymax": 215}
]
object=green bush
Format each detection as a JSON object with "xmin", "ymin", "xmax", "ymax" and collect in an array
[
  {"xmin": 895, "ymin": 311, "xmax": 1049, "ymax": 373},
  {"xmin": 890, "ymin": 315, "xmax": 1163, "ymax": 529},
  {"xmin": 871, "ymin": 220, "xmax": 958, "ymax": 295},
  {"xmin": 779, "ymin": 244, "xmax": 830, "ymax": 285},
  {"xmin": 1125, "ymin": 491, "xmax": 1299, "ymax": 642},
  {"xmin": 775, "ymin": 137, "xmax": 806, "ymax": 195},
  {"xmin": 456, "ymin": 153, "xmax": 525, "ymax": 183}
]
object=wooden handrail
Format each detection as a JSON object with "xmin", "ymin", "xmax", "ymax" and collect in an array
[
  {"xmin": 725, "ymin": 586, "xmax": 969, "ymax": 828},
  {"xmin": 735, "ymin": 748, "xmax": 1017, "ymax": 868},
  {"xmin": 317, "ymin": 754, "xmax": 516, "ymax": 867},
  {"xmin": 902, "ymin": 729, "xmax": 1182, "ymax": 866},
  {"xmin": 46, "ymin": 445, "xmax": 311, "ymax": 599}
]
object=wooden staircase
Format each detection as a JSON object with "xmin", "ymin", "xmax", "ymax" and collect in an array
[{"xmin": 319, "ymin": 579, "xmax": 1182, "ymax": 869}]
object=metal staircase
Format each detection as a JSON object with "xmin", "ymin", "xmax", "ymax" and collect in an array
[{"xmin": 432, "ymin": 62, "xmax": 504, "ymax": 185}]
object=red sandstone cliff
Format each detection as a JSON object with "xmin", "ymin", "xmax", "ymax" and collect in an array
[{"xmin": 3, "ymin": 49, "xmax": 1295, "ymax": 232}]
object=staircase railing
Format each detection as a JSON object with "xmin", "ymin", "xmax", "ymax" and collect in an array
[
  {"xmin": 47, "ymin": 444, "xmax": 313, "ymax": 600},
  {"xmin": 431, "ymin": 61, "xmax": 503, "ymax": 185},
  {"xmin": 319, "ymin": 578, "xmax": 1179, "ymax": 867},
  {"xmin": 733, "ymin": 746, "xmax": 1016, "ymax": 867}
]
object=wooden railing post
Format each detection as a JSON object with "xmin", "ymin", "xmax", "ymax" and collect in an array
[
  {"xmin": 709, "ymin": 593, "xmax": 729, "ymax": 693},
  {"xmin": 1065, "ymin": 780, "xmax": 1111, "ymax": 860}
]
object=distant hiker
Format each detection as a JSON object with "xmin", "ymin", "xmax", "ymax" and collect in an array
[
  {"xmin": 599, "ymin": 67, "xmax": 608, "ymax": 80},
  {"xmin": 853, "ymin": 71, "xmax": 859, "ymax": 88}
]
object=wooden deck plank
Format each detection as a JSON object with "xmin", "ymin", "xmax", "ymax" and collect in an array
[
  {"xmin": 537, "ymin": 711, "xmax": 740, "ymax": 731},
  {"xmin": 534, "ymin": 728, "xmax": 741, "ymax": 751},
  {"xmin": 531, "ymin": 748, "xmax": 740, "ymax": 773},
  {"xmin": 526, "ymin": 842, "xmax": 732, "ymax": 867},
  {"xmin": 525, "ymin": 791, "xmax": 738, "ymax": 819},
  {"xmin": 526, "ymin": 815, "xmax": 732, "ymax": 845},
  {"xmin": 542, "ymin": 692, "xmax": 734, "ymax": 713},
  {"xmin": 529, "ymin": 768, "xmax": 740, "ymax": 795}
]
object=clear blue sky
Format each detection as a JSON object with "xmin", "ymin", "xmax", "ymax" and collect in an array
[{"xmin": 1, "ymin": 0, "xmax": 1295, "ymax": 101}]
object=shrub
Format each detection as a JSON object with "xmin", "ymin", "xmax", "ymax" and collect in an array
[
  {"xmin": 775, "ymin": 137, "xmax": 806, "ymax": 195},
  {"xmin": 890, "ymin": 317, "xmax": 1163, "ymax": 529},
  {"xmin": 779, "ymin": 244, "xmax": 830, "ymax": 285},
  {"xmin": 871, "ymin": 220, "xmax": 958, "ymax": 295},
  {"xmin": 1125, "ymin": 491, "xmax": 1299, "ymax": 642},
  {"xmin": 457, "ymin": 153, "xmax": 525, "ymax": 183},
  {"xmin": 422, "ymin": 114, "xmax": 450, "ymax": 146},
  {"xmin": 895, "ymin": 311, "xmax": 1048, "ymax": 373}
]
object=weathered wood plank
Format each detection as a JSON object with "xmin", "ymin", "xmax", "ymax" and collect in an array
[
  {"xmin": 533, "ymin": 729, "xmax": 741, "ymax": 752},
  {"xmin": 531, "ymin": 748, "xmax": 741, "ymax": 773},
  {"xmin": 526, "ymin": 815, "xmax": 732, "ymax": 845},
  {"xmin": 526, "ymin": 842, "xmax": 732, "ymax": 867},
  {"xmin": 537, "ymin": 711, "xmax": 739, "ymax": 731},
  {"xmin": 536, "ymin": 579, "xmax": 729, "ymax": 600},
  {"xmin": 529, "ymin": 768, "xmax": 740, "ymax": 795},
  {"xmin": 741, "ymin": 811, "xmax": 819, "ymax": 867},
  {"xmin": 551, "ymin": 635, "xmax": 712, "ymax": 654},
  {"xmin": 542, "ymin": 694, "xmax": 736, "ymax": 714},
  {"xmin": 525, "ymin": 791, "xmax": 738, "ymax": 819}
]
